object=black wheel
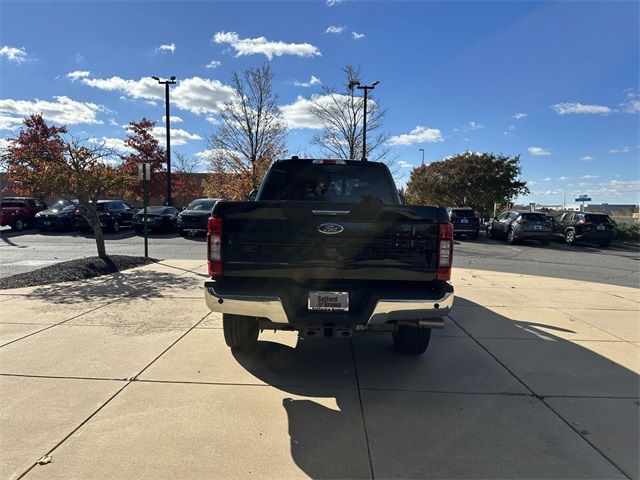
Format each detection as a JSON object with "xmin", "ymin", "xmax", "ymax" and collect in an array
[
  {"xmin": 507, "ymin": 228, "xmax": 517, "ymax": 245},
  {"xmin": 392, "ymin": 324, "xmax": 432, "ymax": 355},
  {"xmin": 470, "ymin": 233, "xmax": 479, "ymax": 240},
  {"xmin": 12, "ymin": 218, "xmax": 26, "ymax": 231},
  {"xmin": 565, "ymin": 229, "xmax": 576, "ymax": 246},
  {"xmin": 540, "ymin": 239, "xmax": 551, "ymax": 246},
  {"xmin": 134, "ymin": 227, "xmax": 142, "ymax": 234},
  {"xmin": 178, "ymin": 227, "xmax": 185, "ymax": 236},
  {"xmin": 598, "ymin": 240, "xmax": 610, "ymax": 248},
  {"xmin": 111, "ymin": 220, "xmax": 120, "ymax": 233},
  {"xmin": 223, "ymin": 314, "xmax": 259, "ymax": 349}
]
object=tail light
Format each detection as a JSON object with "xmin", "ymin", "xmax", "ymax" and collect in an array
[
  {"xmin": 207, "ymin": 217, "xmax": 223, "ymax": 278},
  {"xmin": 436, "ymin": 222, "xmax": 453, "ymax": 281}
]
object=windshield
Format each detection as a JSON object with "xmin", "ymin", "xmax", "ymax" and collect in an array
[
  {"xmin": 187, "ymin": 200, "xmax": 216, "ymax": 211},
  {"xmin": 51, "ymin": 200, "xmax": 75, "ymax": 211},
  {"xmin": 260, "ymin": 163, "xmax": 396, "ymax": 204},
  {"xmin": 584, "ymin": 214, "xmax": 614, "ymax": 224},
  {"xmin": 142, "ymin": 207, "xmax": 171, "ymax": 214}
]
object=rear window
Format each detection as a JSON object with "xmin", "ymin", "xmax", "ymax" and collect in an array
[
  {"xmin": 451, "ymin": 209, "xmax": 476, "ymax": 218},
  {"xmin": 521, "ymin": 213, "xmax": 550, "ymax": 222},
  {"xmin": 259, "ymin": 163, "xmax": 396, "ymax": 204},
  {"xmin": 584, "ymin": 214, "xmax": 613, "ymax": 224},
  {"xmin": 1, "ymin": 199, "xmax": 26, "ymax": 208}
]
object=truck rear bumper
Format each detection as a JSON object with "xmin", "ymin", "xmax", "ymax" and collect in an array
[{"xmin": 204, "ymin": 280, "xmax": 454, "ymax": 327}]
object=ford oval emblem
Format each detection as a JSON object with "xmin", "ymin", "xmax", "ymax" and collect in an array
[{"xmin": 318, "ymin": 223, "xmax": 344, "ymax": 235}]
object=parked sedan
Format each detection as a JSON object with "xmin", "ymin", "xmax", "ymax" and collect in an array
[
  {"xmin": 488, "ymin": 211, "xmax": 552, "ymax": 245},
  {"xmin": 133, "ymin": 206, "xmax": 179, "ymax": 233},
  {"xmin": 76, "ymin": 200, "xmax": 137, "ymax": 233},
  {"xmin": 553, "ymin": 211, "xmax": 615, "ymax": 247},
  {"xmin": 177, "ymin": 198, "xmax": 219, "ymax": 236},
  {"xmin": 35, "ymin": 199, "xmax": 78, "ymax": 230}
]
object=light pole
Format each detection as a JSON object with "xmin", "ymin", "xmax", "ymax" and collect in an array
[
  {"xmin": 352, "ymin": 80, "xmax": 380, "ymax": 161},
  {"xmin": 419, "ymin": 148, "xmax": 425, "ymax": 166},
  {"xmin": 152, "ymin": 75, "xmax": 177, "ymax": 206}
]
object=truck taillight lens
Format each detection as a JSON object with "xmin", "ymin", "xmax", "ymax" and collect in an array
[
  {"xmin": 436, "ymin": 222, "xmax": 453, "ymax": 281},
  {"xmin": 207, "ymin": 217, "xmax": 222, "ymax": 278}
]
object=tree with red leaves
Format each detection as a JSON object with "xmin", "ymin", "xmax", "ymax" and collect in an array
[
  {"xmin": 120, "ymin": 118, "xmax": 167, "ymax": 204},
  {"xmin": 4, "ymin": 114, "xmax": 130, "ymax": 259}
]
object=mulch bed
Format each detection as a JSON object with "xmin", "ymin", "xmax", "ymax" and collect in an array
[{"xmin": 0, "ymin": 255, "xmax": 158, "ymax": 290}]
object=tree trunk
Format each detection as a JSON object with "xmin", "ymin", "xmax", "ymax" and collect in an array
[
  {"xmin": 78, "ymin": 200, "xmax": 108, "ymax": 260},
  {"xmin": 92, "ymin": 221, "xmax": 107, "ymax": 260}
]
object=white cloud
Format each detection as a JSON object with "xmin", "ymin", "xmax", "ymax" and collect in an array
[
  {"xmin": 162, "ymin": 115, "xmax": 183, "ymax": 124},
  {"xmin": 151, "ymin": 126, "xmax": 202, "ymax": 146},
  {"xmin": 212, "ymin": 31, "xmax": 321, "ymax": 60},
  {"xmin": 542, "ymin": 177, "xmax": 552, "ymax": 182},
  {"xmin": 388, "ymin": 126, "xmax": 443, "ymax": 146},
  {"xmin": 623, "ymin": 100, "xmax": 640, "ymax": 113},
  {"xmin": 280, "ymin": 95, "xmax": 324, "ymax": 129},
  {"xmin": 81, "ymin": 75, "xmax": 234, "ymax": 115},
  {"xmin": 352, "ymin": 31, "xmax": 365, "ymax": 40},
  {"xmin": 580, "ymin": 155, "xmax": 593, "ymax": 161},
  {"xmin": 0, "ymin": 46, "xmax": 28, "ymax": 63},
  {"xmin": 66, "ymin": 70, "xmax": 90, "ymax": 81},
  {"xmin": 324, "ymin": 25, "xmax": 345, "ymax": 34},
  {"xmin": 0, "ymin": 96, "xmax": 104, "ymax": 128},
  {"xmin": 398, "ymin": 160, "xmax": 415, "ymax": 169},
  {"xmin": 73, "ymin": 53, "xmax": 85, "ymax": 64},
  {"xmin": 581, "ymin": 175, "xmax": 599, "ymax": 179},
  {"xmin": 512, "ymin": 112, "xmax": 527, "ymax": 120},
  {"xmin": 467, "ymin": 121, "xmax": 483, "ymax": 130},
  {"xmin": 609, "ymin": 146, "xmax": 630, "ymax": 154},
  {"xmin": 326, "ymin": 0, "xmax": 343, "ymax": 5},
  {"xmin": 0, "ymin": 115, "xmax": 25, "ymax": 130},
  {"xmin": 294, "ymin": 75, "xmax": 322, "ymax": 87},
  {"xmin": 90, "ymin": 136, "xmax": 133, "ymax": 153},
  {"xmin": 528, "ymin": 146, "xmax": 551, "ymax": 156},
  {"xmin": 206, "ymin": 116, "xmax": 219, "ymax": 125},
  {"xmin": 157, "ymin": 43, "xmax": 175, "ymax": 54},
  {"xmin": 558, "ymin": 176, "xmax": 570, "ymax": 181},
  {"xmin": 551, "ymin": 102, "xmax": 613, "ymax": 115},
  {"xmin": 0, "ymin": 137, "xmax": 11, "ymax": 152},
  {"xmin": 205, "ymin": 60, "xmax": 222, "ymax": 69}
]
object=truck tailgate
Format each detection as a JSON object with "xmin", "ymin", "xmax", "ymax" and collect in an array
[{"xmin": 214, "ymin": 201, "xmax": 447, "ymax": 283}]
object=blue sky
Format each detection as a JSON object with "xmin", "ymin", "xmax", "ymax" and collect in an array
[{"xmin": 1, "ymin": 0, "xmax": 638, "ymax": 204}]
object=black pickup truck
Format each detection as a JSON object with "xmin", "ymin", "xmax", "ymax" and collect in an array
[{"xmin": 204, "ymin": 158, "xmax": 454, "ymax": 354}]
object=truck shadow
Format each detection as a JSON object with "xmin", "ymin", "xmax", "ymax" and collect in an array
[{"xmin": 231, "ymin": 299, "xmax": 639, "ymax": 479}]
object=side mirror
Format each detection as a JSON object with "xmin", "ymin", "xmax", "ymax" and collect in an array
[
  {"xmin": 182, "ymin": 206, "xmax": 187, "ymax": 211},
  {"xmin": 248, "ymin": 189, "xmax": 258, "ymax": 201},
  {"xmin": 398, "ymin": 193, "xmax": 406, "ymax": 205}
]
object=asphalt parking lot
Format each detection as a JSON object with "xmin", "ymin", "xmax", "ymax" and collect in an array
[
  {"xmin": 1, "ymin": 226, "xmax": 639, "ymax": 288},
  {"xmin": 1, "ymin": 260, "xmax": 638, "ymax": 479}
]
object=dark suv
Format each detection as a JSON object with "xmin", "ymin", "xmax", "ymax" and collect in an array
[
  {"xmin": 178, "ymin": 198, "xmax": 219, "ymax": 235},
  {"xmin": 0, "ymin": 197, "xmax": 48, "ymax": 231},
  {"xmin": 488, "ymin": 210, "xmax": 552, "ymax": 245},
  {"xmin": 76, "ymin": 200, "xmax": 137, "ymax": 233},
  {"xmin": 449, "ymin": 207, "xmax": 480, "ymax": 239},
  {"xmin": 553, "ymin": 211, "xmax": 615, "ymax": 247}
]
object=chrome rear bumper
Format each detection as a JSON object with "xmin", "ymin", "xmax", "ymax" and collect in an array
[{"xmin": 204, "ymin": 282, "xmax": 454, "ymax": 327}]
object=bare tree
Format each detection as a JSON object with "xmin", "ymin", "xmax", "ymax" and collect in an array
[
  {"xmin": 309, "ymin": 64, "xmax": 391, "ymax": 163},
  {"xmin": 207, "ymin": 64, "xmax": 287, "ymax": 193}
]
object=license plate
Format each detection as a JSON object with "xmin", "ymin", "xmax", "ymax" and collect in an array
[
  {"xmin": 43, "ymin": 221, "xmax": 51, "ymax": 225},
  {"xmin": 534, "ymin": 225, "xmax": 542, "ymax": 230},
  {"xmin": 597, "ymin": 225, "xmax": 605, "ymax": 230},
  {"xmin": 461, "ymin": 219, "xmax": 468, "ymax": 223},
  {"xmin": 308, "ymin": 291, "xmax": 349, "ymax": 312}
]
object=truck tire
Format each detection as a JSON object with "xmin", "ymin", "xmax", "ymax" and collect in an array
[
  {"xmin": 12, "ymin": 218, "xmax": 26, "ymax": 232},
  {"xmin": 392, "ymin": 325, "xmax": 431, "ymax": 355},
  {"xmin": 223, "ymin": 314, "xmax": 259, "ymax": 349}
]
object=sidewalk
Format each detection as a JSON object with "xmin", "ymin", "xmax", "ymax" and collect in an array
[{"xmin": 1, "ymin": 260, "xmax": 638, "ymax": 479}]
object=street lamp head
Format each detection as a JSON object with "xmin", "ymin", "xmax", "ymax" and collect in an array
[
  {"xmin": 371, "ymin": 80, "xmax": 380, "ymax": 87},
  {"xmin": 170, "ymin": 75, "xmax": 176, "ymax": 81},
  {"xmin": 419, "ymin": 148, "xmax": 424, "ymax": 152},
  {"xmin": 151, "ymin": 76, "xmax": 160, "ymax": 81},
  {"xmin": 348, "ymin": 80, "xmax": 361, "ymax": 89}
]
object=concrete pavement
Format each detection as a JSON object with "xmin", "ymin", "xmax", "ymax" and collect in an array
[{"xmin": 0, "ymin": 261, "xmax": 638, "ymax": 479}]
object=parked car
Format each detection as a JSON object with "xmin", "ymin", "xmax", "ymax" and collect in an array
[
  {"xmin": 204, "ymin": 158, "xmax": 454, "ymax": 355},
  {"xmin": 552, "ymin": 211, "xmax": 615, "ymax": 247},
  {"xmin": 178, "ymin": 198, "xmax": 219, "ymax": 236},
  {"xmin": 35, "ymin": 199, "xmax": 78, "ymax": 231},
  {"xmin": 488, "ymin": 210, "xmax": 552, "ymax": 245},
  {"xmin": 133, "ymin": 206, "xmax": 179, "ymax": 233},
  {"xmin": 448, "ymin": 207, "xmax": 480, "ymax": 239},
  {"xmin": 0, "ymin": 197, "xmax": 48, "ymax": 231},
  {"xmin": 76, "ymin": 200, "xmax": 137, "ymax": 233}
]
